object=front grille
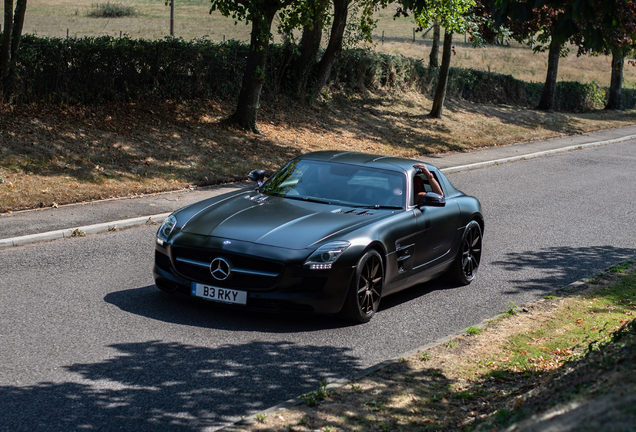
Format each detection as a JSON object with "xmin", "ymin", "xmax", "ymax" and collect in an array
[
  {"xmin": 171, "ymin": 246, "xmax": 283, "ymax": 289},
  {"xmin": 173, "ymin": 247, "xmax": 283, "ymax": 274},
  {"xmin": 155, "ymin": 250, "xmax": 172, "ymax": 271}
]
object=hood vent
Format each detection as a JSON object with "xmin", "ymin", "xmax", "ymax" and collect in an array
[{"xmin": 332, "ymin": 208, "xmax": 374, "ymax": 216}]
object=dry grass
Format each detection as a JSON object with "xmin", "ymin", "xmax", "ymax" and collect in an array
[
  {"xmin": 20, "ymin": 0, "xmax": 250, "ymax": 41},
  {"xmin": 2, "ymin": 92, "xmax": 636, "ymax": 213}
]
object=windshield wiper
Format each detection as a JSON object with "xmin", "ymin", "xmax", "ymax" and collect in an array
[
  {"xmin": 285, "ymin": 196, "xmax": 332, "ymax": 205},
  {"xmin": 303, "ymin": 197, "xmax": 332, "ymax": 204}
]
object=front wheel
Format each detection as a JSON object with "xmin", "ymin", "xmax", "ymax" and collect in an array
[
  {"xmin": 448, "ymin": 220, "xmax": 482, "ymax": 285},
  {"xmin": 342, "ymin": 250, "xmax": 384, "ymax": 323}
]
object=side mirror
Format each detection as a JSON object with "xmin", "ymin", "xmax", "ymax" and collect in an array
[
  {"xmin": 421, "ymin": 193, "xmax": 445, "ymax": 207},
  {"xmin": 248, "ymin": 169, "xmax": 266, "ymax": 188}
]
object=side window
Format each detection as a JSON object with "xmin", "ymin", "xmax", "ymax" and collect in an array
[{"xmin": 414, "ymin": 172, "xmax": 444, "ymax": 195}]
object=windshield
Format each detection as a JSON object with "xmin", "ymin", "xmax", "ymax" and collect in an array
[{"xmin": 260, "ymin": 160, "xmax": 405, "ymax": 209}]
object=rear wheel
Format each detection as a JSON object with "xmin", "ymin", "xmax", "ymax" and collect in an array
[
  {"xmin": 448, "ymin": 220, "xmax": 482, "ymax": 285},
  {"xmin": 342, "ymin": 250, "xmax": 384, "ymax": 323}
]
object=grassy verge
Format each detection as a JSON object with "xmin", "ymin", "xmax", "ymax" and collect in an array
[
  {"xmin": 2, "ymin": 92, "xmax": 636, "ymax": 213},
  {"xmin": 240, "ymin": 261, "xmax": 636, "ymax": 431}
]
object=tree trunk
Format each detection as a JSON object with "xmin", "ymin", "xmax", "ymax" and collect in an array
[
  {"xmin": 605, "ymin": 51, "xmax": 624, "ymax": 110},
  {"xmin": 1, "ymin": 0, "xmax": 14, "ymax": 85},
  {"xmin": 294, "ymin": 14, "xmax": 323, "ymax": 99},
  {"xmin": 537, "ymin": 38, "xmax": 561, "ymax": 112},
  {"xmin": 1, "ymin": 0, "xmax": 27, "ymax": 97},
  {"xmin": 429, "ymin": 30, "xmax": 452, "ymax": 119},
  {"xmin": 229, "ymin": 8, "xmax": 277, "ymax": 133},
  {"xmin": 11, "ymin": 0, "xmax": 27, "ymax": 60},
  {"xmin": 311, "ymin": 0, "xmax": 349, "ymax": 102},
  {"xmin": 429, "ymin": 21, "xmax": 440, "ymax": 68}
]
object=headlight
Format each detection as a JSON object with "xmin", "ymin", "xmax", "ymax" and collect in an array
[
  {"xmin": 156, "ymin": 214, "xmax": 177, "ymax": 245},
  {"xmin": 304, "ymin": 241, "xmax": 350, "ymax": 270}
]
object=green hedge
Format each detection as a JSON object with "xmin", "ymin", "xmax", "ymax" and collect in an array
[
  {"xmin": 621, "ymin": 88, "xmax": 636, "ymax": 109},
  {"xmin": 449, "ymin": 71, "xmax": 606, "ymax": 112},
  {"xmin": 330, "ymin": 50, "xmax": 624, "ymax": 112},
  {"xmin": 9, "ymin": 35, "xmax": 250, "ymax": 103},
  {"xmin": 2, "ymin": 33, "xmax": 633, "ymax": 112},
  {"xmin": 329, "ymin": 49, "xmax": 426, "ymax": 92}
]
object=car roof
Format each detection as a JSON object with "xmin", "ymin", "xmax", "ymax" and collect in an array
[{"xmin": 297, "ymin": 151, "xmax": 429, "ymax": 174}]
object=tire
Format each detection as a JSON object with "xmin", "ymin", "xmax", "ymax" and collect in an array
[
  {"xmin": 448, "ymin": 220, "xmax": 482, "ymax": 285},
  {"xmin": 342, "ymin": 250, "xmax": 384, "ymax": 323}
]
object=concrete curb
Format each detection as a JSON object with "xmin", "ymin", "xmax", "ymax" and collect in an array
[
  {"xmin": 1, "ymin": 133, "xmax": 634, "ymax": 250},
  {"xmin": 439, "ymin": 134, "xmax": 636, "ymax": 174},
  {"xmin": 217, "ymin": 256, "xmax": 636, "ymax": 432},
  {"xmin": 0, "ymin": 212, "xmax": 171, "ymax": 249}
]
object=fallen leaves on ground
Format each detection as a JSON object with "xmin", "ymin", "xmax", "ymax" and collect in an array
[{"xmin": 1, "ymin": 92, "xmax": 636, "ymax": 213}]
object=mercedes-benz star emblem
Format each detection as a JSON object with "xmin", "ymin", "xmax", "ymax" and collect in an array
[{"xmin": 210, "ymin": 257, "xmax": 232, "ymax": 281}]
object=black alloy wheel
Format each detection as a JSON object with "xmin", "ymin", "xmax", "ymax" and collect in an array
[
  {"xmin": 449, "ymin": 220, "xmax": 482, "ymax": 285},
  {"xmin": 342, "ymin": 249, "xmax": 384, "ymax": 323}
]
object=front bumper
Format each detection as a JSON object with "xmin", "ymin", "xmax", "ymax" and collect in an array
[{"xmin": 153, "ymin": 238, "xmax": 358, "ymax": 315}]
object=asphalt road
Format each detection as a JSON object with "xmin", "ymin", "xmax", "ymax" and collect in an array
[{"xmin": 1, "ymin": 141, "xmax": 635, "ymax": 431}]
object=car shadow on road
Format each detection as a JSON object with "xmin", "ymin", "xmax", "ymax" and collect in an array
[
  {"xmin": 0, "ymin": 340, "xmax": 362, "ymax": 431},
  {"xmin": 104, "ymin": 285, "xmax": 353, "ymax": 332}
]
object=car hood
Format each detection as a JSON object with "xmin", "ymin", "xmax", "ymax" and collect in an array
[{"xmin": 180, "ymin": 194, "xmax": 387, "ymax": 249}]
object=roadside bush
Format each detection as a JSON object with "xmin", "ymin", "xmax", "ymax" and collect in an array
[
  {"xmin": 331, "ymin": 49, "xmax": 424, "ymax": 92},
  {"xmin": 11, "ymin": 35, "xmax": 248, "ymax": 103},
  {"xmin": 621, "ymin": 88, "xmax": 636, "ymax": 109},
  {"xmin": 3, "ymin": 33, "xmax": 631, "ymax": 112},
  {"xmin": 87, "ymin": 2, "xmax": 138, "ymax": 18},
  {"xmin": 444, "ymin": 68, "xmax": 534, "ymax": 106},
  {"xmin": 330, "ymin": 52, "xmax": 609, "ymax": 112},
  {"xmin": 554, "ymin": 81, "xmax": 605, "ymax": 112}
]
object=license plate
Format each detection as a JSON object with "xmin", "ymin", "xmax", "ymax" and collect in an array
[{"xmin": 192, "ymin": 283, "xmax": 247, "ymax": 305}]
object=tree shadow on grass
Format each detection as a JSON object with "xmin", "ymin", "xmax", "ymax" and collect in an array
[
  {"xmin": 304, "ymin": 95, "xmax": 461, "ymax": 155},
  {"xmin": 0, "ymin": 339, "xmax": 362, "ymax": 431},
  {"xmin": 490, "ymin": 245, "xmax": 636, "ymax": 294},
  {"xmin": 443, "ymin": 99, "xmax": 633, "ymax": 137},
  {"xmin": 1, "ymin": 100, "xmax": 303, "ymax": 185}
]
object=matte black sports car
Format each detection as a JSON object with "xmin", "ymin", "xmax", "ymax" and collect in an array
[{"xmin": 153, "ymin": 151, "xmax": 483, "ymax": 323}]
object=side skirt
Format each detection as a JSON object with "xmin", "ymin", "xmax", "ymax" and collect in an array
[{"xmin": 383, "ymin": 257, "xmax": 454, "ymax": 296}]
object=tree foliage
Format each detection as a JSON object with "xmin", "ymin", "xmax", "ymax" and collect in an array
[
  {"xmin": 279, "ymin": 0, "xmax": 391, "ymax": 103},
  {"xmin": 407, "ymin": 0, "xmax": 475, "ymax": 33},
  {"xmin": 398, "ymin": 0, "xmax": 476, "ymax": 118},
  {"xmin": 493, "ymin": 0, "xmax": 636, "ymax": 111},
  {"xmin": 491, "ymin": 1, "xmax": 581, "ymax": 111},
  {"xmin": 571, "ymin": 0, "xmax": 636, "ymax": 109}
]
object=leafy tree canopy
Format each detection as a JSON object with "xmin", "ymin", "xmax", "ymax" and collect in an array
[
  {"xmin": 406, "ymin": 0, "xmax": 476, "ymax": 33},
  {"xmin": 572, "ymin": 0, "xmax": 636, "ymax": 56},
  {"xmin": 210, "ymin": 0, "xmax": 296, "ymax": 43},
  {"xmin": 278, "ymin": 0, "xmax": 392, "ymax": 48}
]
